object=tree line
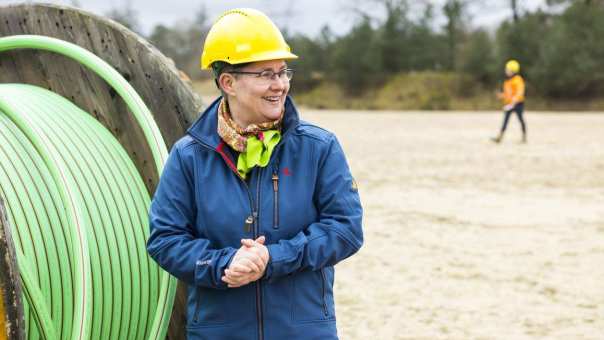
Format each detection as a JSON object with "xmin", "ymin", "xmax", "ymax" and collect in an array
[{"xmin": 107, "ymin": 0, "xmax": 604, "ymax": 100}]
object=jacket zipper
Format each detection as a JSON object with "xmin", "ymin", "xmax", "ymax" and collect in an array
[
  {"xmin": 255, "ymin": 168, "xmax": 264, "ymax": 340},
  {"xmin": 320, "ymin": 269, "xmax": 328, "ymax": 317},
  {"xmin": 271, "ymin": 170, "xmax": 279, "ymax": 229},
  {"xmin": 193, "ymin": 289, "xmax": 202, "ymax": 322},
  {"xmin": 217, "ymin": 141, "xmax": 264, "ymax": 340},
  {"xmin": 191, "ymin": 135, "xmax": 293, "ymax": 340},
  {"xmin": 251, "ymin": 133, "xmax": 290, "ymax": 340},
  {"xmin": 195, "ymin": 140, "xmax": 259, "ymax": 331}
]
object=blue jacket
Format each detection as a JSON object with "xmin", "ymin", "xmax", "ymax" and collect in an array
[{"xmin": 147, "ymin": 96, "xmax": 363, "ymax": 340}]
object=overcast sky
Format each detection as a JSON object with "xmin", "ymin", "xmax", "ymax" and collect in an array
[{"xmin": 1, "ymin": 0, "xmax": 550, "ymax": 37}]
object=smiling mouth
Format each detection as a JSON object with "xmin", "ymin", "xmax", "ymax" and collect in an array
[{"xmin": 263, "ymin": 96, "xmax": 281, "ymax": 103}]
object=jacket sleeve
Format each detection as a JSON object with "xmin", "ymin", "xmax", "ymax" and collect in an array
[
  {"xmin": 147, "ymin": 142, "xmax": 236, "ymax": 289},
  {"xmin": 264, "ymin": 134, "xmax": 363, "ymax": 281}
]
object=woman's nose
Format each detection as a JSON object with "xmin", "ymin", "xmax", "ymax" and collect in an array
[{"xmin": 269, "ymin": 76, "xmax": 287, "ymax": 90}]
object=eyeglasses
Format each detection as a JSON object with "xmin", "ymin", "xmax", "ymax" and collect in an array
[{"xmin": 228, "ymin": 68, "xmax": 294, "ymax": 83}]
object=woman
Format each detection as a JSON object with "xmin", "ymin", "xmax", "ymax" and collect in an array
[
  {"xmin": 147, "ymin": 8, "xmax": 363, "ymax": 340},
  {"xmin": 492, "ymin": 59, "xmax": 527, "ymax": 143}
]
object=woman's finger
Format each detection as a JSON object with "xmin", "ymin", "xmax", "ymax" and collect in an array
[
  {"xmin": 223, "ymin": 272, "xmax": 249, "ymax": 285},
  {"xmin": 241, "ymin": 239, "xmax": 255, "ymax": 247},
  {"xmin": 245, "ymin": 253, "xmax": 266, "ymax": 272},
  {"xmin": 233, "ymin": 257, "xmax": 259, "ymax": 273},
  {"xmin": 229, "ymin": 263, "xmax": 252, "ymax": 274},
  {"xmin": 240, "ymin": 257, "xmax": 261, "ymax": 273},
  {"xmin": 222, "ymin": 275, "xmax": 236, "ymax": 285},
  {"xmin": 225, "ymin": 269, "xmax": 244, "ymax": 279}
]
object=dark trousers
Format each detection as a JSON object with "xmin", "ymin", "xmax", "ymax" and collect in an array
[{"xmin": 500, "ymin": 102, "xmax": 526, "ymax": 134}]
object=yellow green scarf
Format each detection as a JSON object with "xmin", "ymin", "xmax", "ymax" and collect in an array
[{"xmin": 217, "ymin": 99, "xmax": 282, "ymax": 179}]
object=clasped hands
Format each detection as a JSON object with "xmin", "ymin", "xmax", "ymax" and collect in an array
[{"xmin": 222, "ymin": 236, "xmax": 269, "ymax": 288}]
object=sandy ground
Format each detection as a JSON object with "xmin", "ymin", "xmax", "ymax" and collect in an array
[{"xmin": 300, "ymin": 110, "xmax": 604, "ymax": 340}]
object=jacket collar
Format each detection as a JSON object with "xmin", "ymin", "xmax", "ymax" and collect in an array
[{"xmin": 187, "ymin": 95, "xmax": 300, "ymax": 150}]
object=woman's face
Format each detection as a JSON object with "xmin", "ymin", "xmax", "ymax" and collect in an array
[{"xmin": 228, "ymin": 59, "xmax": 290, "ymax": 126}]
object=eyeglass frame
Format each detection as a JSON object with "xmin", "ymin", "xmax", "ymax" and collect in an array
[{"xmin": 227, "ymin": 68, "xmax": 294, "ymax": 83}]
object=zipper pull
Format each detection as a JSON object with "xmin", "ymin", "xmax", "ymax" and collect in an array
[
  {"xmin": 272, "ymin": 171, "xmax": 280, "ymax": 229},
  {"xmin": 272, "ymin": 172, "xmax": 279, "ymax": 192},
  {"xmin": 244, "ymin": 215, "xmax": 253, "ymax": 233}
]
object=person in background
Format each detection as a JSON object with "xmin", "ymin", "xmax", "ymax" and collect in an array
[
  {"xmin": 146, "ymin": 8, "xmax": 364, "ymax": 340},
  {"xmin": 492, "ymin": 59, "xmax": 527, "ymax": 143}
]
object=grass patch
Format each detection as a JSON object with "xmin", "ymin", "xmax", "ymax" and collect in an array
[{"xmin": 294, "ymin": 72, "xmax": 500, "ymax": 111}]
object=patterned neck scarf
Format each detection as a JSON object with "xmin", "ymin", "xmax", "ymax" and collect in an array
[{"xmin": 217, "ymin": 98, "xmax": 282, "ymax": 178}]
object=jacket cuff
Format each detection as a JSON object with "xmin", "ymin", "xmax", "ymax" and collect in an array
[
  {"xmin": 263, "ymin": 233, "xmax": 307, "ymax": 281},
  {"xmin": 263, "ymin": 244, "xmax": 282, "ymax": 282},
  {"xmin": 194, "ymin": 247, "xmax": 237, "ymax": 289}
]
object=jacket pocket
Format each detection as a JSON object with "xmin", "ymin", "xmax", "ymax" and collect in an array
[
  {"xmin": 188, "ymin": 288, "xmax": 228, "ymax": 328},
  {"xmin": 320, "ymin": 269, "xmax": 329, "ymax": 317},
  {"xmin": 193, "ymin": 292, "xmax": 202, "ymax": 323},
  {"xmin": 292, "ymin": 270, "xmax": 335, "ymax": 323}
]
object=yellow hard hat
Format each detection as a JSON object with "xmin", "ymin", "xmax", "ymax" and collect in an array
[
  {"xmin": 505, "ymin": 59, "xmax": 520, "ymax": 73},
  {"xmin": 200, "ymin": 8, "xmax": 298, "ymax": 69}
]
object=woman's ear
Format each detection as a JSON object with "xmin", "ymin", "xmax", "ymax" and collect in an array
[{"xmin": 218, "ymin": 73, "xmax": 237, "ymax": 97}]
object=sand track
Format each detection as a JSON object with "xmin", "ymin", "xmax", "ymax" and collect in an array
[{"xmin": 303, "ymin": 111, "xmax": 604, "ymax": 340}]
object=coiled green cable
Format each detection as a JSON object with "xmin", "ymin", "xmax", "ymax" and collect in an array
[{"xmin": 0, "ymin": 35, "xmax": 177, "ymax": 340}]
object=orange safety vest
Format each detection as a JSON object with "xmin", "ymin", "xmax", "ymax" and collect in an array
[{"xmin": 503, "ymin": 74, "xmax": 525, "ymax": 105}]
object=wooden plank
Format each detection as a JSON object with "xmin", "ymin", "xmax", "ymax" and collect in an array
[
  {"xmin": 0, "ymin": 197, "xmax": 25, "ymax": 340},
  {"xmin": 0, "ymin": 4, "xmax": 200, "ymax": 339}
]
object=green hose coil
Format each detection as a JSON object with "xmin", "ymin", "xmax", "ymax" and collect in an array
[{"xmin": 0, "ymin": 35, "xmax": 177, "ymax": 339}]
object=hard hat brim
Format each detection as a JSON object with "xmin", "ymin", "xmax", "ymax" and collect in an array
[{"xmin": 201, "ymin": 50, "xmax": 298, "ymax": 69}]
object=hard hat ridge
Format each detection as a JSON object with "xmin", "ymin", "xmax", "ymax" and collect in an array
[{"xmin": 200, "ymin": 8, "xmax": 298, "ymax": 70}]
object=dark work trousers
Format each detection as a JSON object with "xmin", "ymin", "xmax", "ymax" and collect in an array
[{"xmin": 500, "ymin": 102, "xmax": 526, "ymax": 134}]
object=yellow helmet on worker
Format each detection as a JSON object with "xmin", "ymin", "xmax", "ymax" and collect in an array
[
  {"xmin": 200, "ymin": 8, "xmax": 298, "ymax": 69},
  {"xmin": 505, "ymin": 59, "xmax": 520, "ymax": 74}
]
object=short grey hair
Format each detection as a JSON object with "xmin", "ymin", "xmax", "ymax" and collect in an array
[{"xmin": 211, "ymin": 61, "xmax": 251, "ymax": 97}]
